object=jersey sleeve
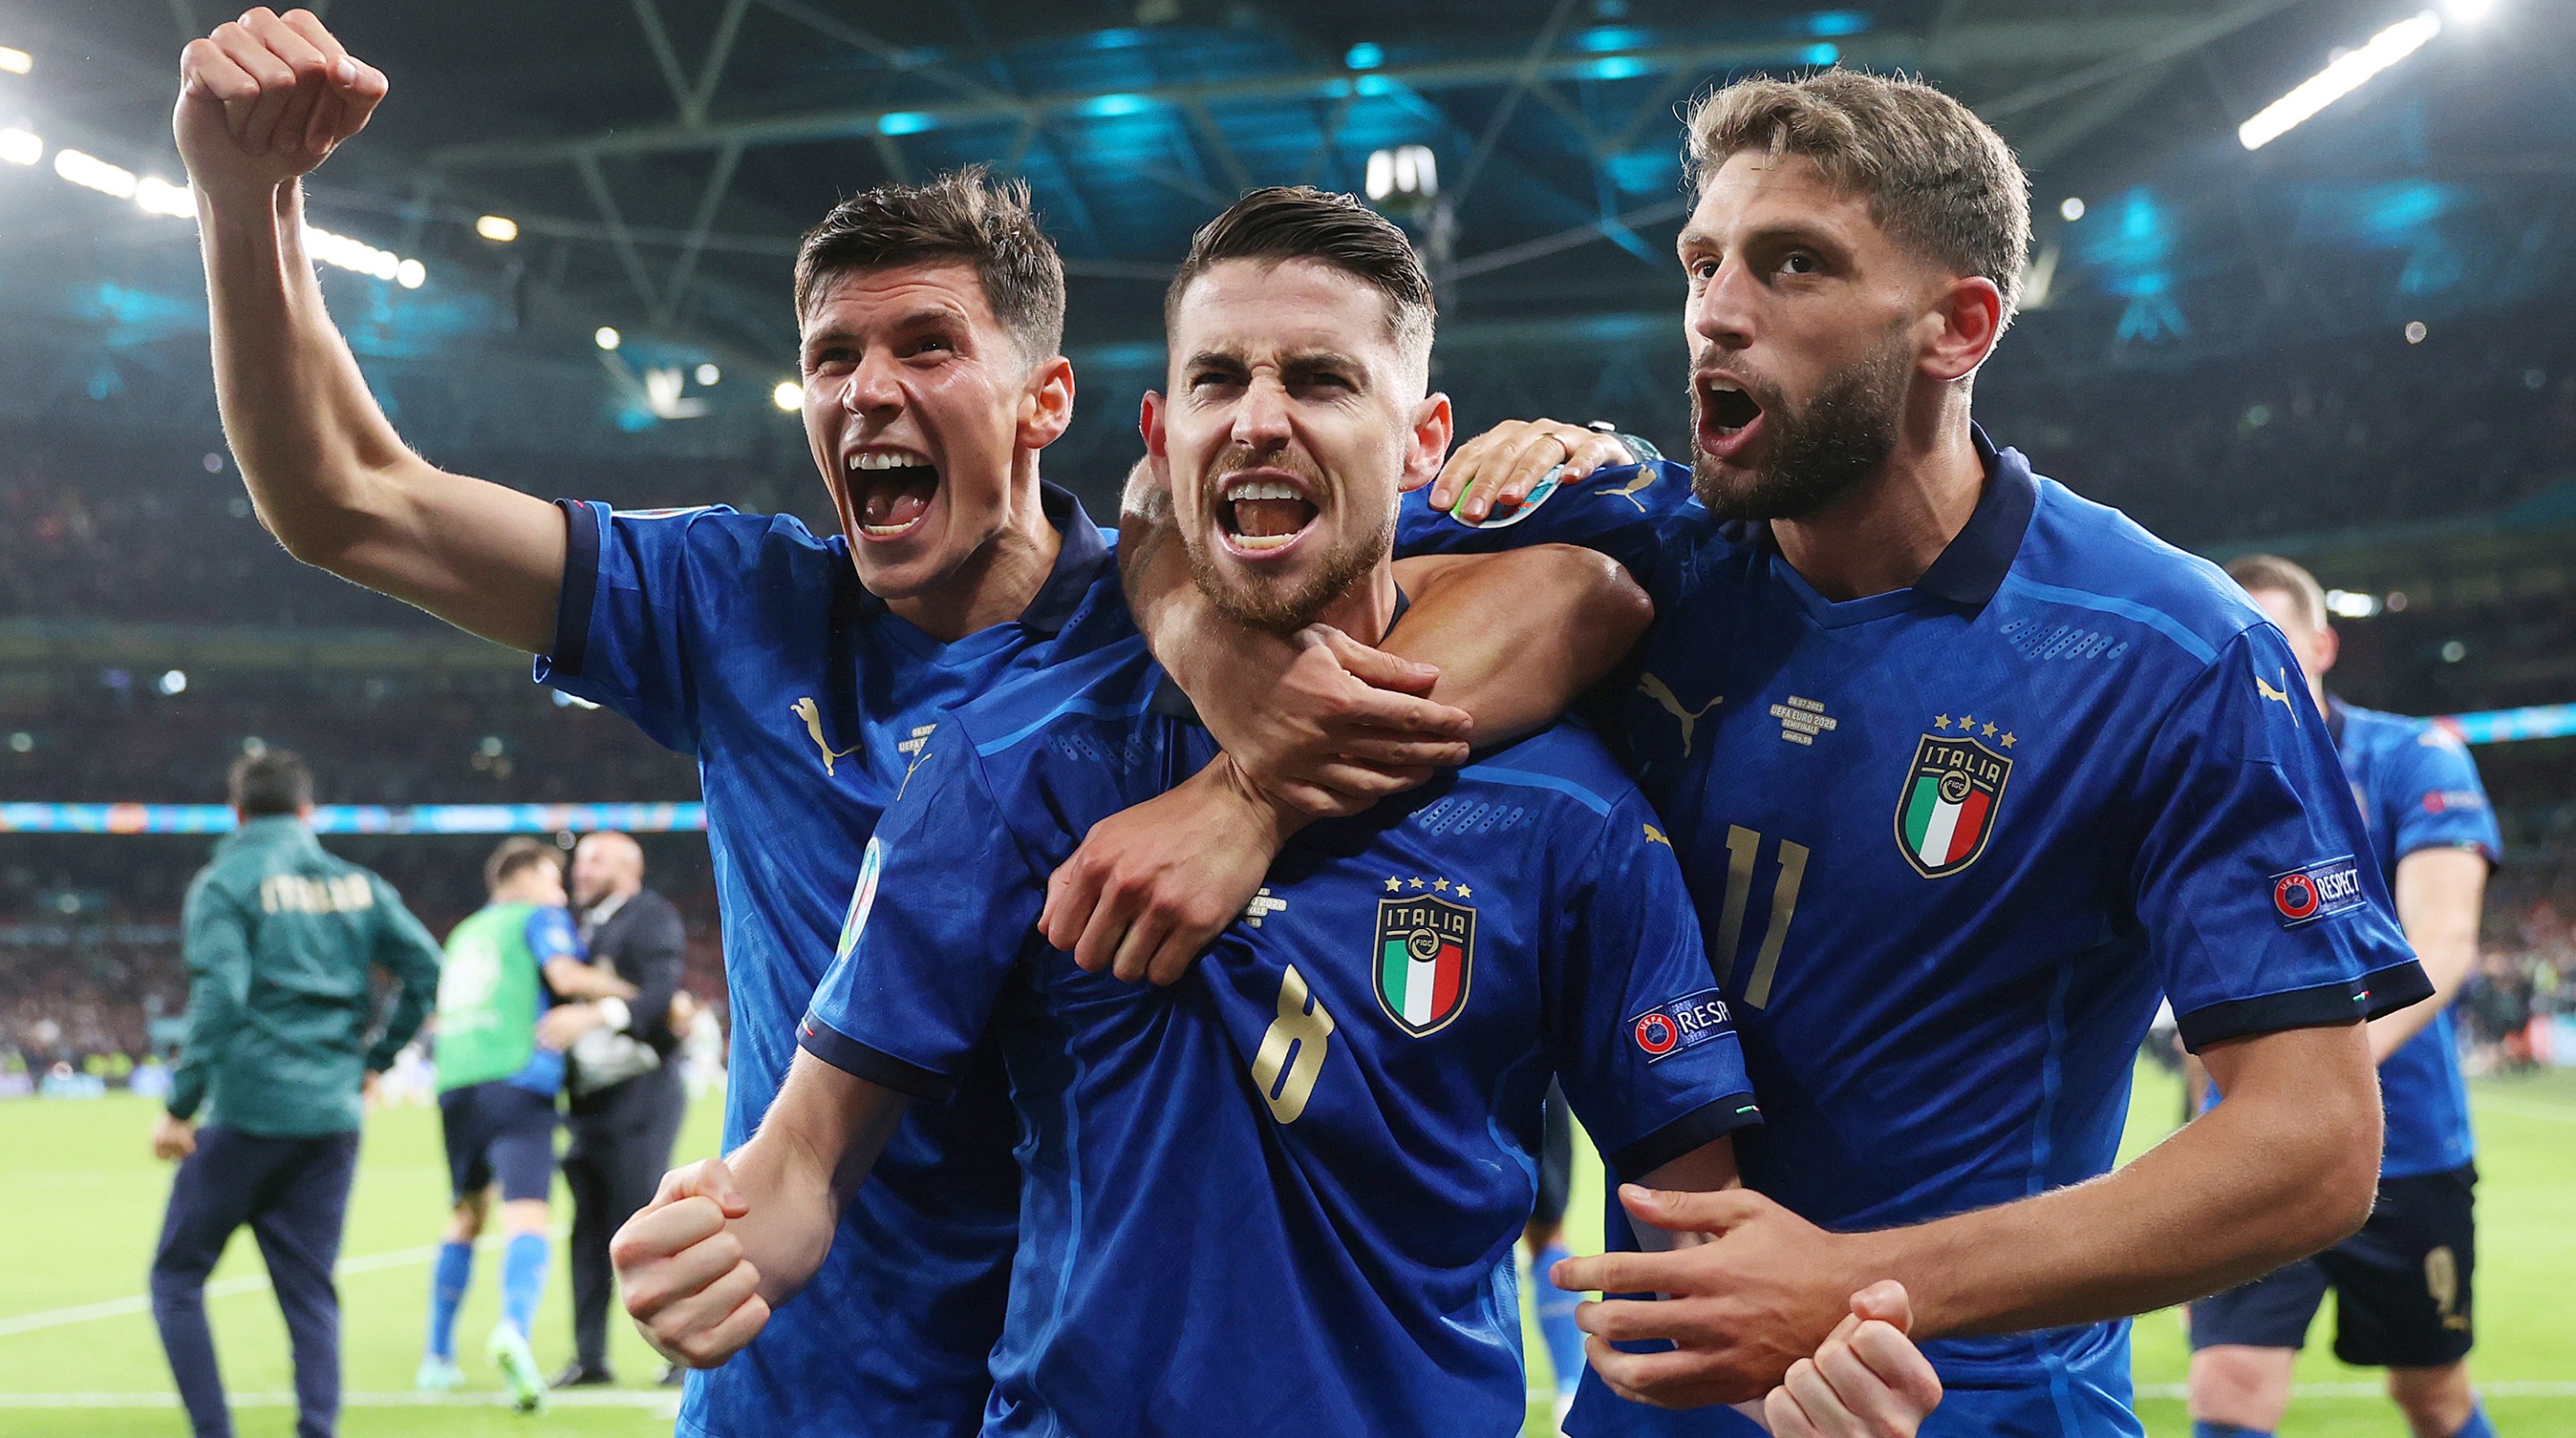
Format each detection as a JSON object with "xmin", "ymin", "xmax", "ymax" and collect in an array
[
  {"xmin": 1393, "ymin": 461, "xmax": 1701, "ymax": 609},
  {"xmin": 2135, "ymin": 626, "xmax": 2431, "ymax": 1051},
  {"xmin": 524, "ymin": 906, "xmax": 582, "ymax": 999},
  {"xmin": 800, "ymin": 728, "xmax": 1046, "ymax": 1102},
  {"xmin": 1545, "ymin": 793, "xmax": 1760, "ymax": 1179},
  {"xmin": 533, "ymin": 501, "xmax": 741, "ymax": 753},
  {"xmin": 2386, "ymin": 725, "xmax": 2503, "ymax": 864}
]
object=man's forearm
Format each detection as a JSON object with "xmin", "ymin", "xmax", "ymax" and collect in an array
[
  {"xmin": 1857, "ymin": 1023, "xmax": 2379, "ymax": 1338},
  {"xmin": 2368, "ymin": 847, "xmax": 2487, "ymax": 1062},
  {"xmin": 1386, "ymin": 546, "xmax": 1649, "ymax": 745},
  {"xmin": 732, "ymin": 1053, "xmax": 911, "ymax": 1305}
]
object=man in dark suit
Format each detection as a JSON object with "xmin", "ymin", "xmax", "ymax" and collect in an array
[{"xmin": 546, "ymin": 831, "xmax": 690, "ymax": 1389}]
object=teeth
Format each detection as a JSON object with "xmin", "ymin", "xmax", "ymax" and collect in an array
[
  {"xmin": 862, "ymin": 521, "xmax": 917, "ymax": 536},
  {"xmin": 1224, "ymin": 478, "xmax": 1301, "ymax": 502},
  {"xmin": 848, "ymin": 450, "xmax": 929, "ymax": 471},
  {"xmin": 1706, "ymin": 381, "xmax": 1741, "ymax": 394},
  {"xmin": 1233, "ymin": 531, "xmax": 1297, "ymax": 551}
]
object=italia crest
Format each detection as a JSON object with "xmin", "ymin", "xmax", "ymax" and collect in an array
[
  {"xmin": 1375, "ymin": 892, "xmax": 1476, "ymax": 1036},
  {"xmin": 1895, "ymin": 733, "xmax": 2012, "ymax": 878}
]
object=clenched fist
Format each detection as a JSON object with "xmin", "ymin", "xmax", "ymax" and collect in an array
[
  {"xmin": 613, "ymin": 1158, "xmax": 774, "ymax": 1369},
  {"xmin": 176, "ymin": 7, "xmax": 387, "ymax": 204}
]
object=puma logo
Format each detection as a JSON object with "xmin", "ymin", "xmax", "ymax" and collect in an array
[
  {"xmin": 1605, "ymin": 468, "xmax": 1658, "ymax": 512},
  {"xmin": 2255, "ymin": 670, "xmax": 2299, "ymax": 726},
  {"xmin": 791, "ymin": 697, "xmax": 859, "ymax": 775},
  {"xmin": 1639, "ymin": 672, "xmax": 1721, "ymax": 757}
]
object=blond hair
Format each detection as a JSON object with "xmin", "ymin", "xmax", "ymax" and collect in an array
[{"xmin": 2225, "ymin": 554, "xmax": 2329, "ymax": 633}]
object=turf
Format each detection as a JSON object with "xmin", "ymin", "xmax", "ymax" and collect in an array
[{"xmin": 3, "ymin": 1070, "xmax": 2568, "ymax": 1437}]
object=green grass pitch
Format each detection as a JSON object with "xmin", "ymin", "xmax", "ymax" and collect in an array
[{"xmin": 1, "ymin": 1067, "xmax": 2568, "ymax": 1437}]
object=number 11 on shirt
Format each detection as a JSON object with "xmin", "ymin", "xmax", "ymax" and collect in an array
[{"xmin": 1712, "ymin": 825, "xmax": 1808, "ymax": 1009}]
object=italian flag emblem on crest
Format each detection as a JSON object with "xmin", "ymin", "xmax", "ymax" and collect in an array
[
  {"xmin": 1896, "ymin": 733, "xmax": 2012, "ymax": 878},
  {"xmin": 1375, "ymin": 894, "xmax": 1476, "ymax": 1036}
]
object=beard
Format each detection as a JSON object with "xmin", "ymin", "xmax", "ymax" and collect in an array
[
  {"xmin": 1690, "ymin": 332, "xmax": 1912, "ymax": 522},
  {"xmin": 1182, "ymin": 444, "xmax": 1393, "ymax": 637}
]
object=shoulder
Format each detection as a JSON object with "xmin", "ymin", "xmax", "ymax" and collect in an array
[
  {"xmin": 580, "ymin": 502, "xmax": 848, "ymax": 578},
  {"xmin": 2346, "ymin": 702, "xmax": 2481, "ymax": 777},
  {"xmin": 939, "ymin": 633, "xmax": 1164, "ymax": 771},
  {"xmin": 1997, "ymin": 477, "xmax": 2271, "ymax": 670},
  {"xmin": 1447, "ymin": 721, "xmax": 1646, "ymax": 833}
]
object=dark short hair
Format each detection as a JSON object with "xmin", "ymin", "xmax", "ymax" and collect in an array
[
  {"xmin": 484, "ymin": 837, "xmax": 561, "ymax": 895},
  {"xmin": 1164, "ymin": 186, "xmax": 1436, "ymax": 377},
  {"xmin": 228, "ymin": 749, "xmax": 311, "ymax": 817},
  {"xmin": 793, "ymin": 165, "xmax": 1066, "ymax": 362},
  {"xmin": 1686, "ymin": 70, "xmax": 2031, "ymax": 325}
]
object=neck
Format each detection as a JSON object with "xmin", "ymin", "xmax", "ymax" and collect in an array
[
  {"xmin": 1769, "ymin": 394, "xmax": 1985, "ymax": 603},
  {"xmin": 886, "ymin": 455, "xmax": 1062, "ymax": 643},
  {"xmin": 2309, "ymin": 676, "xmax": 2330, "ymax": 710},
  {"xmin": 1308, "ymin": 557, "xmax": 1402, "ymax": 646}
]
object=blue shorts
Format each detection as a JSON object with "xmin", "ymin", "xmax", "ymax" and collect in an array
[
  {"xmin": 2190, "ymin": 1163, "xmax": 2476, "ymax": 1368},
  {"xmin": 438, "ymin": 1080, "xmax": 559, "ymax": 1204}
]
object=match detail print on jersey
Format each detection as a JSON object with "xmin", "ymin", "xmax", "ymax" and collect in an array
[
  {"xmin": 1896, "ymin": 731, "xmax": 2013, "ymax": 878},
  {"xmin": 1375, "ymin": 891, "xmax": 1477, "ymax": 1036}
]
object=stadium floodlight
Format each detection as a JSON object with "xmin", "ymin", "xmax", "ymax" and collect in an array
[
  {"xmin": 696, "ymin": 363, "xmax": 720, "ymax": 385},
  {"xmin": 395, "ymin": 257, "xmax": 426, "ymax": 289},
  {"xmin": 0, "ymin": 126, "xmax": 38, "ymax": 166},
  {"xmin": 595, "ymin": 326, "xmax": 622, "ymax": 351},
  {"xmin": 772, "ymin": 379, "xmax": 801, "ymax": 411},
  {"xmin": 2444, "ymin": 0, "xmax": 2495, "ymax": 20},
  {"xmin": 55, "ymin": 148, "xmax": 137, "ymax": 199},
  {"xmin": 305, "ymin": 224, "xmax": 402, "ymax": 281},
  {"xmin": 1365, "ymin": 145, "xmax": 1438, "ymax": 203},
  {"xmin": 2059, "ymin": 197, "xmax": 2086, "ymax": 222},
  {"xmin": 0, "ymin": 47, "xmax": 30, "ymax": 75},
  {"xmin": 2238, "ymin": 11, "xmax": 2443, "ymax": 151},
  {"xmin": 475, "ymin": 214, "xmax": 518, "ymax": 242},
  {"xmin": 157, "ymin": 669, "xmax": 188, "ymax": 697},
  {"xmin": 134, "ymin": 175, "xmax": 194, "ymax": 218}
]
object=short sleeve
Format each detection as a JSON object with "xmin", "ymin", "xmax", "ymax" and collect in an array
[
  {"xmin": 2135, "ymin": 627, "xmax": 2430, "ymax": 1051},
  {"xmin": 800, "ymin": 729, "xmax": 1046, "ymax": 1102},
  {"xmin": 1393, "ymin": 461, "xmax": 1702, "ymax": 609},
  {"xmin": 1546, "ymin": 795, "xmax": 1759, "ymax": 1178},
  {"xmin": 533, "ymin": 501, "xmax": 740, "ymax": 753},
  {"xmin": 525, "ymin": 906, "xmax": 581, "ymax": 968},
  {"xmin": 2386, "ymin": 725, "xmax": 2502, "ymax": 865}
]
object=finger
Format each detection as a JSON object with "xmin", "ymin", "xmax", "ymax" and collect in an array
[
  {"xmin": 1317, "ymin": 627, "xmax": 1440, "ymax": 698},
  {"xmin": 675, "ymin": 1158, "xmax": 748, "ymax": 1216},
  {"xmin": 1558, "ymin": 1243, "xmax": 1685, "ymax": 1298},
  {"xmin": 241, "ymin": 10, "xmax": 329, "ymax": 153},
  {"xmin": 677, "ymin": 1290, "xmax": 772, "ymax": 1368},
  {"xmin": 1323, "ymin": 681, "xmax": 1474, "ymax": 742},
  {"xmin": 1108, "ymin": 908, "xmax": 1165, "ymax": 985},
  {"xmin": 623, "ymin": 1230, "xmax": 748, "ymax": 1318},
  {"xmin": 303, "ymin": 83, "xmax": 342, "ymax": 156},
  {"xmin": 1428, "ymin": 422, "xmax": 1525, "ymax": 510},
  {"xmin": 1470, "ymin": 429, "xmax": 1572, "ymax": 521},
  {"xmin": 1766, "ymin": 1385, "xmax": 1826, "ymax": 1438},
  {"xmin": 644, "ymin": 1256, "xmax": 763, "ymax": 1350},
  {"xmin": 1561, "ymin": 433, "xmax": 1634, "ymax": 484},
  {"xmin": 1784, "ymin": 1357, "xmax": 1861, "ymax": 1436},
  {"xmin": 1850, "ymin": 1279, "xmax": 1912, "ymax": 1335},
  {"xmin": 1847, "ymin": 1321, "xmax": 1943, "ymax": 1419},
  {"xmin": 1814, "ymin": 1336, "xmax": 1917, "ymax": 1437},
  {"xmin": 208, "ymin": 25, "xmax": 292, "ymax": 146},
  {"xmin": 1583, "ymin": 1335, "xmax": 1720, "ymax": 1408},
  {"xmin": 277, "ymin": 8, "xmax": 346, "ymax": 63},
  {"xmin": 1072, "ymin": 881, "xmax": 1144, "ymax": 976},
  {"xmin": 1144, "ymin": 927, "xmax": 1206, "ymax": 987},
  {"xmin": 1321, "ymin": 729, "xmax": 1474, "ymax": 770},
  {"xmin": 1572, "ymin": 1296, "xmax": 1694, "ymax": 1344},
  {"xmin": 1301, "ymin": 762, "xmax": 1434, "ymax": 799},
  {"xmin": 1619, "ymin": 1181, "xmax": 1767, "ymax": 1235},
  {"xmin": 1040, "ymin": 857, "xmax": 1101, "ymax": 952},
  {"xmin": 181, "ymin": 38, "xmax": 260, "ymax": 113},
  {"xmin": 615, "ymin": 1196, "xmax": 732, "ymax": 1276}
]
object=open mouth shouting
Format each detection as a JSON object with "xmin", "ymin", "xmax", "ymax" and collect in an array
[
  {"xmin": 845, "ymin": 445, "xmax": 939, "ymax": 542},
  {"xmin": 1696, "ymin": 371, "xmax": 1767, "ymax": 463},
  {"xmin": 1214, "ymin": 469, "xmax": 1320, "ymax": 559}
]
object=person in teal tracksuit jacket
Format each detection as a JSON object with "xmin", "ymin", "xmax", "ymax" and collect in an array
[{"xmin": 149, "ymin": 749, "xmax": 443, "ymax": 1438}]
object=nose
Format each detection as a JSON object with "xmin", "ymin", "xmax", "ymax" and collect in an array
[
  {"xmin": 1690, "ymin": 257, "xmax": 1756, "ymax": 355},
  {"xmin": 839, "ymin": 351, "xmax": 904, "ymax": 417},
  {"xmin": 1231, "ymin": 375, "xmax": 1292, "ymax": 451}
]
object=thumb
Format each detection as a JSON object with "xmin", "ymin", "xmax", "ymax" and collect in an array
[
  {"xmin": 680, "ymin": 1158, "xmax": 750, "ymax": 1220},
  {"xmin": 1617, "ymin": 1182, "xmax": 1765, "ymax": 1235},
  {"xmin": 1850, "ymin": 1279, "xmax": 1912, "ymax": 1335},
  {"xmin": 1313, "ymin": 624, "xmax": 1442, "ymax": 698}
]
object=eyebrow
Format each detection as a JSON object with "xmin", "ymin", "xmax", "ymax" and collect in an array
[
  {"xmin": 1675, "ymin": 220, "xmax": 1850, "ymax": 259},
  {"xmin": 1178, "ymin": 347, "xmax": 1364, "ymax": 375},
  {"xmin": 802, "ymin": 307, "xmax": 969, "ymax": 351}
]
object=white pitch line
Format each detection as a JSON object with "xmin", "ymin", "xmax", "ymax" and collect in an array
[
  {"xmin": 0, "ymin": 1227, "xmax": 564, "ymax": 1339},
  {"xmin": 0, "ymin": 1391, "xmax": 681, "ymax": 1409},
  {"xmin": 2472, "ymin": 1094, "xmax": 2576, "ymax": 1126},
  {"xmin": 2135, "ymin": 1382, "xmax": 2576, "ymax": 1400}
]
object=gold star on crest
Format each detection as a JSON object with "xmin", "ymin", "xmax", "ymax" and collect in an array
[
  {"xmin": 1957, "ymin": 713, "xmax": 1974, "ymax": 730},
  {"xmin": 1934, "ymin": 715, "xmax": 1951, "ymax": 730},
  {"xmin": 1433, "ymin": 877, "xmax": 1451, "ymax": 892},
  {"xmin": 1455, "ymin": 884, "xmax": 1472, "ymax": 899},
  {"xmin": 1982, "ymin": 721, "xmax": 1997, "ymax": 738},
  {"xmin": 1409, "ymin": 876, "xmax": 1426, "ymax": 889},
  {"xmin": 1385, "ymin": 876, "xmax": 1402, "ymax": 892},
  {"xmin": 2001, "ymin": 732, "xmax": 2018, "ymax": 748}
]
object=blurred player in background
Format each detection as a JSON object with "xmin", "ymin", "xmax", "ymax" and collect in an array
[
  {"xmin": 2186, "ymin": 556, "xmax": 2500, "ymax": 1438},
  {"xmin": 177, "ymin": 13, "xmax": 1639, "ymax": 1434},
  {"xmin": 1376, "ymin": 70, "xmax": 2424, "ymax": 1436},
  {"xmin": 1524, "ymin": 1085, "xmax": 1590, "ymax": 1426},
  {"xmin": 150, "ymin": 749, "xmax": 442, "ymax": 1438},
  {"xmin": 615, "ymin": 186, "xmax": 1943, "ymax": 1438},
  {"xmin": 549, "ymin": 832, "xmax": 691, "ymax": 1391},
  {"xmin": 418, "ymin": 839, "xmax": 631, "ymax": 1410}
]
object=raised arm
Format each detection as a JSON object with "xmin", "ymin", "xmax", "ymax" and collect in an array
[
  {"xmin": 177, "ymin": 9, "xmax": 564, "ymax": 652},
  {"xmin": 614, "ymin": 1053, "xmax": 911, "ymax": 1367}
]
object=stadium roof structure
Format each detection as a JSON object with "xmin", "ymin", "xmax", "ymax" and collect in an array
[{"xmin": 6, "ymin": 0, "xmax": 2574, "ymax": 469}]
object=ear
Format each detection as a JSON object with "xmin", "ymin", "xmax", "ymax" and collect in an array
[
  {"xmin": 1016, "ymin": 355, "xmax": 1077, "ymax": 450},
  {"xmin": 2313, "ymin": 622, "xmax": 2340, "ymax": 680},
  {"xmin": 1399, "ymin": 392, "xmax": 1454, "ymax": 494},
  {"xmin": 1922, "ymin": 275, "xmax": 2005, "ymax": 384}
]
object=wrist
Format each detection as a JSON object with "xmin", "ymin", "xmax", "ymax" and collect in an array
[
  {"xmin": 596, "ymin": 996, "xmax": 632, "ymax": 1034},
  {"xmin": 1211, "ymin": 753, "xmax": 1310, "ymax": 847}
]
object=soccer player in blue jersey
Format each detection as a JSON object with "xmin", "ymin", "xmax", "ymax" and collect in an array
[
  {"xmin": 615, "ymin": 185, "xmax": 1944, "ymax": 1438},
  {"xmin": 179, "ymin": 17, "xmax": 1652, "ymax": 1434},
  {"xmin": 2185, "ymin": 556, "xmax": 2500, "ymax": 1438},
  {"xmin": 1335, "ymin": 71, "xmax": 2430, "ymax": 1436}
]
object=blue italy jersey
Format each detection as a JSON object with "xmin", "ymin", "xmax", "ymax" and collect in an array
[
  {"xmin": 512, "ymin": 905, "xmax": 580, "ymax": 1096},
  {"xmin": 800, "ymin": 637, "xmax": 1759, "ymax": 1438},
  {"xmin": 2321, "ymin": 701, "xmax": 2498, "ymax": 1177},
  {"xmin": 537, "ymin": 484, "xmax": 1128, "ymax": 1438},
  {"xmin": 1398, "ymin": 432, "xmax": 2428, "ymax": 1437}
]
